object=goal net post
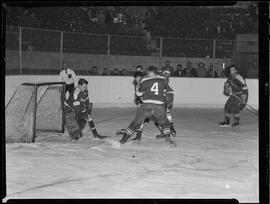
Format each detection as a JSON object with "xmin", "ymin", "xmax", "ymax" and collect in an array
[{"xmin": 5, "ymin": 82, "xmax": 65, "ymax": 143}]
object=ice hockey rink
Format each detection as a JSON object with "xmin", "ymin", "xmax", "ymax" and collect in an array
[{"xmin": 5, "ymin": 107, "xmax": 258, "ymax": 202}]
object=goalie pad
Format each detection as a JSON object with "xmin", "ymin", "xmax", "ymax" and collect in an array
[{"xmin": 65, "ymin": 111, "xmax": 82, "ymax": 140}]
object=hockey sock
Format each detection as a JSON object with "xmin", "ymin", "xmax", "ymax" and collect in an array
[
  {"xmin": 138, "ymin": 123, "xmax": 144, "ymax": 132},
  {"xmin": 233, "ymin": 114, "xmax": 240, "ymax": 124},
  {"xmin": 225, "ymin": 113, "xmax": 231, "ymax": 123},
  {"xmin": 162, "ymin": 127, "xmax": 171, "ymax": 137},
  {"xmin": 154, "ymin": 123, "xmax": 163, "ymax": 134},
  {"xmin": 169, "ymin": 122, "xmax": 176, "ymax": 136},
  {"xmin": 88, "ymin": 120, "xmax": 98, "ymax": 136},
  {"xmin": 120, "ymin": 128, "xmax": 134, "ymax": 144}
]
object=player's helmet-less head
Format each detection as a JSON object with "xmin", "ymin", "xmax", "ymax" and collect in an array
[
  {"xmin": 147, "ymin": 66, "xmax": 159, "ymax": 75},
  {"xmin": 133, "ymin": 71, "xmax": 144, "ymax": 78},
  {"xmin": 78, "ymin": 78, "xmax": 88, "ymax": 86},
  {"xmin": 224, "ymin": 64, "xmax": 238, "ymax": 79},
  {"xmin": 162, "ymin": 70, "xmax": 170, "ymax": 79}
]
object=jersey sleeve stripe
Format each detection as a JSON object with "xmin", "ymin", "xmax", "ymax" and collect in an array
[
  {"xmin": 73, "ymin": 101, "xmax": 80, "ymax": 106},
  {"xmin": 136, "ymin": 90, "xmax": 143, "ymax": 97},
  {"xmin": 235, "ymin": 74, "xmax": 246, "ymax": 85}
]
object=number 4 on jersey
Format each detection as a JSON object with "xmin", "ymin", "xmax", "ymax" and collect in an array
[{"xmin": 151, "ymin": 82, "xmax": 159, "ymax": 95}]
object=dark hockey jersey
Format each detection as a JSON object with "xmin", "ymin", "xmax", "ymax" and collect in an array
[
  {"xmin": 65, "ymin": 87, "xmax": 82, "ymax": 112},
  {"xmin": 136, "ymin": 75, "xmax": 167, "ymax": 104},
  {"xmin": 228, "ymin": 74, "xmax": 248, "ymax": 96},
  {"xmin": 65, "ymin": 88, "xmax": 90, "ymax": 112}
]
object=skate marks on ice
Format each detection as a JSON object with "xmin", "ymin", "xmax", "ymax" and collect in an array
[{"xmin": 5, "ymin": 108, "xmax": 258, "ymax": 201}]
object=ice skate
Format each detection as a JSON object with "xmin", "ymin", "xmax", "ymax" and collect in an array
[
  {"xmin": 231, "ymin": 122, "xmax": 239, "ymax": 128},
  {"xmin": 218, "ymin": 118, "xmax": 230, "ymax": 127},
  {"xmin": 156, "ymin": 134, "xmax": 166, "ymax": 139},
  {"xmin": 165, "ymin": 136, "xmax": 176, "ymax": 147},
  {"xmin": 94, "ymin": 133, "xmax": 110, "ymax": 139},
  {"xmin": 119, "ymin": 132, "xmax": 132, "ymax": 144}
]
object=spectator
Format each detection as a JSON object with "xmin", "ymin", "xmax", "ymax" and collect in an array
[
  {"xmin": 214, "ymin": 22, "xmax": 223, "ymax": 38},
  {"xmin": 182, "ymin": 61, "xmax": 197, "ymax": 77},
  {"xmin": 101, "ymin": 67, "xmax": 109, "ymax": 76},
  {"xmin": 247, "ymin": 60, "xmax": 258, "ymax": 78},
  {"xmin": 161, "ymin": 60, "xmax": 174, "ymax": 75},
  {"xmin": 219, "ymin": 69, "xmax": 226, "ymax": 78},
  {"xmin": 89, "ymin": 66, "xmax": 99, "ymax": 75},
  {"xmin": 206, "ymin": 65, "xmax": 218, "ymax": 78},
  {"xmin": 173, "ymin": 64, "xmax": 184, "ymax": 77},
  {"xmin": 224, "ymin": 20, "xmax": 236, "ymax": 39},
  {"xmin": 121, "ymin": 68, "xmax": 129, "ymax": 76},
  {"xmin": 196, "ymin": 61, "xmax": 207, "ymax": 77},
  {"xmin": 236, "ymin": 19, "xmax": 247, "ymax": 34},
  {"xmin": 111, "ymin": 68, "xmax": 120, "ymax": 75}
]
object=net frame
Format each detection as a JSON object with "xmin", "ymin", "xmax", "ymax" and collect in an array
[{"xmin": 6, "ymin": 82, "xmax": 65, "ymax": 142}]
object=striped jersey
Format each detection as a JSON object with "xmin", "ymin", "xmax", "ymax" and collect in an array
[
  {"xmin": 228, "ymin": 74, "xmax": 248, "ymax": 96},
  {"xmin": 136, "ymin": 75, "xmax": 167, "ymax": 104}
]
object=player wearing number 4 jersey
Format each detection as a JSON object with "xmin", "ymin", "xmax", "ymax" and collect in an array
[{"xmin": 119, "ymin": 66, "xmax": 176, "ymax": 147}]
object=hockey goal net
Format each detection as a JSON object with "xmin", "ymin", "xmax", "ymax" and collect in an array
[{"xmin": 5, "ymin": 82, "xmax": 65, "ymax": 143}]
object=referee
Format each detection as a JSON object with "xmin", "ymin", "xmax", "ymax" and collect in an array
[{"xmin": 59, "ymin": 62, "xmax": 78, "ymax": 99}]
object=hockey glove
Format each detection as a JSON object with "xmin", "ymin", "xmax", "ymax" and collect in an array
[{"xmin": 223, "ymin": 81, "xmax": 231, "ymax": 96}]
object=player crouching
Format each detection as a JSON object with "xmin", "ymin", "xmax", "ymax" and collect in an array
[
  {"xmin": 219, "ymin": 65, "xmax": 249, "ymax": 127},
  {"xmin": 118, "ymin": 66, "xmax": 176, "ymax": 147},
  {"xmin": 64, "ymin": 78, "xmax": 109, "ymax": 139}
]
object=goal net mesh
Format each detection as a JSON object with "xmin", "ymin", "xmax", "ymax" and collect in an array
[{"xmin": 6, "ymin": 83, "xmax": 64, "ymax": 143}]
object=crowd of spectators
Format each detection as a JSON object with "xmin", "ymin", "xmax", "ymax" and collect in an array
[
  {"xmin": 82, "ymin": 59, "xmax": 257, "ymax": 79},
  {"xmin": 66, "ymin": 60, "xmax": 228, "ymax": 78},
  {"xmin": 148, "ymin": 4, "xmax": 258, "ymax": 39},
  {"xmin": 6, "ymin": 4, "xmax": 258, "ymax": 40},
  {"xmin": 5, "ymin": 5, "xmax": 258, "ymax": 78}
]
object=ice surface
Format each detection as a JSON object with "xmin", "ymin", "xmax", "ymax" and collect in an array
[{"xmin": 5, "ymin": 108, "xmax": 258, "ymax": 202}]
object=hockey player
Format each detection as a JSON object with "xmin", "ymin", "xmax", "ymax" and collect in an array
[
  {"xmin": 219, "ymin": 65, "xmax": 249, "ymax": 127},
  {"xmin": 65, "ymin": 78, "xmax": 109, "ymax": 139},
  {"xmin": 119, "ymin": 66, "xmax": 176, "ymax": 147},
  {"xmin": 59, "ymin": 62, "xmax": 78, "ymax": 99},
  {"xmin": 129, "ymin": 71, "xmax": 163, "ymax": 143},
  {"xmin": 156, "ymin": 70, "xmax": 176, "ymax": 138}
]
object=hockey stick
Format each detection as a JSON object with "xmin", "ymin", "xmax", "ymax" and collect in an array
[{"xmin": 231, "ymin": 93, "xmax": 258, "ymax": 116}]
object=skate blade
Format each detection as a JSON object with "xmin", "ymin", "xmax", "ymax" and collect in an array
[{"xmin": 218, "ymin": 124, "xmax": 232, "ymax": 128}]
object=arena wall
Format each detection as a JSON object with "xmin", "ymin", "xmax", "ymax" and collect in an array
[{"xmin": 5, "ymin": 75, "xmax": 258, "ymax": 109}]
